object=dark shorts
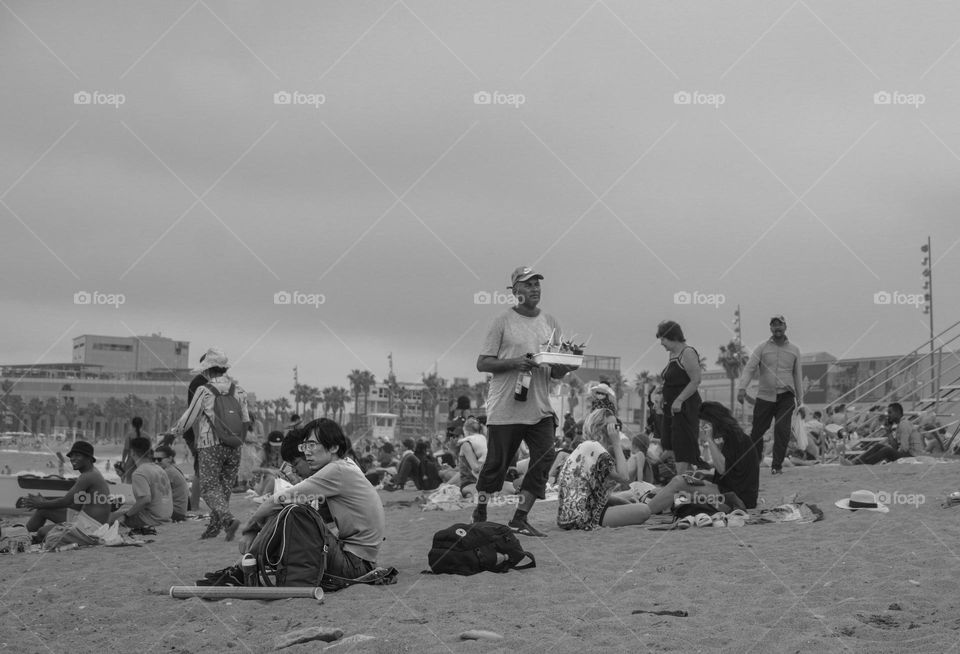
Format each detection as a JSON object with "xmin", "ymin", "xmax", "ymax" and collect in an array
[{"xmin": 477, "ymin": 416, "xmax": 557, "ymax": 499}]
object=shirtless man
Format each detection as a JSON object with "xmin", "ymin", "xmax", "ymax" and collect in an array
[{"xmin": 23, "ymin": 440, "xmax": 112, "ymax": 538}]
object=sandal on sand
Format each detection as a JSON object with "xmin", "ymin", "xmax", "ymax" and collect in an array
[
  {"xmin": 726, "ymin": 509, "xmax": 748, "ymax": 527},
  {"xmin": 712, "ymin": 513, "xmax": 726, "ymax": 527},
  {"xmin": 942, "ymin": 492, "xmax": 960, "ymax": 509},
  {"xmin": 694, "ymin": 513, "xmax": 713, "ymax": 528}
]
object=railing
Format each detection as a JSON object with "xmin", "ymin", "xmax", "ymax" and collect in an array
[{"xmin": 830, "ymin": 318, "xmax": 960, "ymax": 450}]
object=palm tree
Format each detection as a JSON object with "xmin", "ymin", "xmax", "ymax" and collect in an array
[
  {"xmin": 358, "ymin": 370, "xmax": 376, "ymax": 420},
  {"xmin": 421, "ymin": 372, "xmax": 447, "ymax": 433},
  {"xmin": 81, "ymin": 402, "xmax": 102, "ymax": 439},
  {"xmin": 102, "ymin": 397, "xmax": 129, "ymax": 442},
  {"xmin": 718, "ymin": 340, "xmax": 750, "ymax": 410},
  {"xmin": 26, "ymin": 398, "xmax": 44, "ymax": 434},
  {"xmin": 42, "ymin": 397, "xmax": 60, "ymax": 434},
  {"xmin": 61, "ymin": 398, "xmax": 79, "ymax": 438},
  {"xmin": 347, "ymin": 370, "xmax": 364, "ymax": 428},
  {"xmin": 290, "ymin": 383, "xmax": 311, "ymax": 416},
  {"xmin": 274, "ymin": 397, "xmax": 292, "ymax": 426},
  {"xmin": 330, "ymin": 387, "xmax": 350, "ymax": 424}
]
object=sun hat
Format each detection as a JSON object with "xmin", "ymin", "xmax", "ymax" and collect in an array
[
  {"xmin": 508, "ymin": 266, "xmax": 543, "ymax": 287},
  {"xmin": 66, "ymin": 440, "xmax": 96, "ymax": 462},
  {"xmin": 192, "ymin": 347, "xmax": 230, "ymax": 374},
  {"xmin": 835, "ymin": 490, "xmax": 889, "ymax": 513}
]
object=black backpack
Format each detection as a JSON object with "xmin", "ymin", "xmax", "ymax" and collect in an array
[
  {"xmin": 427, "ymin": 522, "xmax": 536, "ymax": 575},
  {"xmin": 251, "ymin": 504, "xmax": 331, "ymax": 587},
  {"xmin": 419, "ymin": 456, "xmax": 442, "ymax": 491},
  {"xmin": 205, "ymin": 383, "xmax": 245, "ymax": 448}
]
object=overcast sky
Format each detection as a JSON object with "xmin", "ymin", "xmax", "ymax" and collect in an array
[{"xmin": 2, "ymin": 1, "xmax": 959, "ymax": 401}]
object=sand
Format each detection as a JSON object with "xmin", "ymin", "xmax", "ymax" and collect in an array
[{"xmin": 2, "ymin": 461, "xmax": 960, "ymax": 654}]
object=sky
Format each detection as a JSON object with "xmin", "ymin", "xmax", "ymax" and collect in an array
[{"xmin": 2, "ymin": 1, "xmax": 960, "ymax": 402}]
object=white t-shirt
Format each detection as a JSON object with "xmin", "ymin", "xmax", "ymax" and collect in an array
[{"xmin": 480, "ymin": 309, "xmax": 561, "ymax": 425}]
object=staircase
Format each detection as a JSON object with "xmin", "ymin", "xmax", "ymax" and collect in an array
[{"xmin": 830, "ymin": 318, "xmax": 960, "ymax": 452}]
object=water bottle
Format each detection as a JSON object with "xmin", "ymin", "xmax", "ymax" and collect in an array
[
  {"xmin": 514, "ymin": 354, "xmax": 533, "ymax": 402},
  {"xmin": 241, "ymin": 553, "xmax": 258, "ymax": 587}
]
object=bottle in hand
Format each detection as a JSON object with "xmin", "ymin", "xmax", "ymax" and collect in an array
[{"xmin": 514, "ymin": 354, "xmax": 533, "ymax": 402}]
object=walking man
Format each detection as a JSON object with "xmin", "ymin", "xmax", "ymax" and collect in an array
[
  {"xmin": 737, "ymin": 315, "xmax": 803, "ymax": 475},
  {"xmin": 473, "ymin": 266, "xmax": 577, "ymax": 537}
]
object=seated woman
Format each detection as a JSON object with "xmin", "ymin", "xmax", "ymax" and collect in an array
[
  {"xmin": 457, "ymin": 417, "xmax": 487, "ymax": 497},
  {"xmin": 556, "ymin": 408, "xmax": 652, "ymax": 529},
  {"xmin": 238, "ymin": 419, "xmax": 386, "ymax": 582},
  {"xmin": 625, "ymin": 433, "xmax": 656, "ymax": 484},
  {"xmin": 253, "ymin": 431, "xmax": 289, "ymax": 496}
]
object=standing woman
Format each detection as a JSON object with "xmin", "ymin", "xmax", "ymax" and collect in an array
[
  {"xmin": 116, "ymin": 416, "xmax": 148, "ymax": 484},
  {"xmin": 656, "ymin": 320, "xmax": 702, "ymax": 476}
]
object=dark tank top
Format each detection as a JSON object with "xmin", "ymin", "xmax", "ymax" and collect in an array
[{"xmin": 661, "ymin": 346, "xmax": 697, "ymax": 401}]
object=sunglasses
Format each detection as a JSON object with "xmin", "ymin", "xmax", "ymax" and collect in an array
[{"xmin": 298, "ymin": 440, "xmax": 321, "ymax": 453}]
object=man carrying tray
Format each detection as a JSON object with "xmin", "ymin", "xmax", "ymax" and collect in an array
[{"xmin": 473, "ymin": 266, "xmax": 578, "ymax": 537}]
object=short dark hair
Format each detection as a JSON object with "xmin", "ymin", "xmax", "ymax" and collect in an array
[
  {"xmin": 656, "ymin": 320, "xmax": 685, "ymax": 342},
  {"xmin": 154, "ymin": 445, "xmax": 175, "ymax": 459},
  {"xmin": 304, "ymin": 418, "xmax": 351, "ymax": 458},
  {"xmin": 402, "ymin": 438, "xmax": 415, "ymax": 451},
  {"xmin": 130, "ymin": 436, "xmax": 152, "ymax": 457},
  {"xmin": 888, "ymin": 402, "xmax": 904, "ymax": 416},
  {"xmin": 414, "ymin": 439, "xmax": 430, "ymax": 456},
  {"xmin": 280, "ymin": 431, "xmax": 305, "ymax": 463},
  {"xmin": 380, "ymin": 442, "xmax": 395, "ymax": 454}
]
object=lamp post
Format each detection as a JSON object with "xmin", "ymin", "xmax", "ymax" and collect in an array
[{"xmin": 921, "ymin": 237, "xmax": 936, "ymax": 407}]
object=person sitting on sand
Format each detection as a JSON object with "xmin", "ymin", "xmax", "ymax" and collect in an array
[
  {"xmin": 108, "ymin": 437, "xmax": 173, "ymax": 535},
  {"xmin": 154, "ymin": 445, "xmax": 189, "ymax": 522},
  {"xmin": 556, "ymin": 408, "xmax": 651, "ymax": 530},
  {"xmin": 237, "ymin": 419, "xmax": 386, "ymax": 586},
  {"xmin": 383, "ymin": 438, "xmax": 420, "ymax": 490},
  {"xmin": 844, "ymin": 403, "xmax": 922, "ymax": 464},
  {"xmin": 626, "ymin": 433, "xmax": 656, "ymax": 484},
  {"xmin": 458, "ymin": 417, "xmax": 487, "ymax": 498},
  {"xmin": 23, "ymin": 440, "xmax": 112, "ymax": 539}
]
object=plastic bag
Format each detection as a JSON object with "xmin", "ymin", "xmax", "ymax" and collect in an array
[{"xmin": 792, "ymin": 412, "xmax": 808, "ymax": 451}]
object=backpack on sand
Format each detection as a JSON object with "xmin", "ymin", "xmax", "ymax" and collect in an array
[
  {"xmin": 249, "ymin": 504, "xmax": 398, "ymax": 591},
  {"xmin": 418, "ymin": 456, "xmax": 442, "ymax": 491},
  {"xmin": 427, "ymin": 522, "xmax": 536, "ymax": 575},
  {"xmin": 205, "ymin": 383, "xmax": 245, "ymax": 448}
]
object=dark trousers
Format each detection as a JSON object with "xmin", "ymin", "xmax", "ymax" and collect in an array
[
  {"xmin": 749, "ymin": 392, "xmax": 796, "ymax": 470},
  {"xmin": 852, "ymin": 442, "xmax": 900, "ymax": 465}
]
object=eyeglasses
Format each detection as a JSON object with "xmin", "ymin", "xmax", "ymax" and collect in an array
[{"xmin": 298, "ymin": 440, "xmax": 320, "ymax": 452}]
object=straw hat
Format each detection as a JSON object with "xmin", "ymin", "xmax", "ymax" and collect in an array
[{"xmin": 835, "ymin": 490, "xmax": 889, "ymax": 513}]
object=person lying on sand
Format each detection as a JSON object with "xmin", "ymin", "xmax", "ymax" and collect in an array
[{"xmin": 22, "ymin": 440, "xmax": 112, "ymax": 539}]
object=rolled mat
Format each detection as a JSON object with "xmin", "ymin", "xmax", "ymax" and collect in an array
[{"xmin": 169, "ymin": 586, "xmax": 324, "ymax": 601}]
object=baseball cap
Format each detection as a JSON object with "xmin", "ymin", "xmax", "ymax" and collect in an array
[
  {"xmin": 769, "ymin": 315, "xmax": 786, "ymax": 325},
  {"xmin": 509, "ymin": 266, "xmax": 543, "ymax": 287}
]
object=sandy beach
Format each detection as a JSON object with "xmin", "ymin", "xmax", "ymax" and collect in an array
[{"xmin": 2, "ymin": 460, "xmax": 960, "ymax": 654}]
